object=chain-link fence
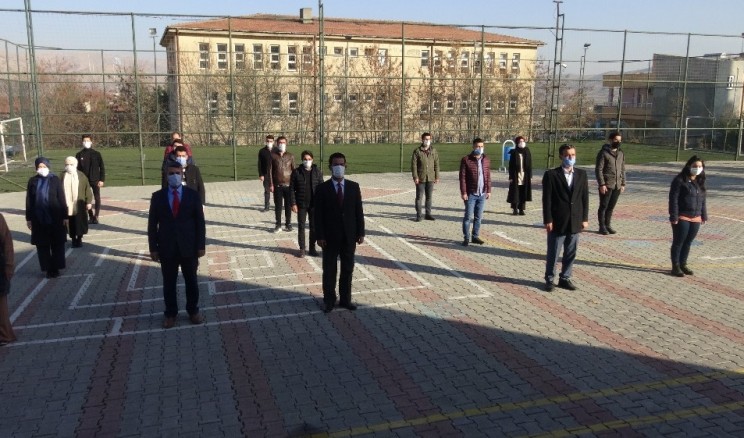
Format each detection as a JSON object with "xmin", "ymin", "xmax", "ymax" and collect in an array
[{"xmin": 0, "ymin": 7, "xmax": 742, "ymax": 183}]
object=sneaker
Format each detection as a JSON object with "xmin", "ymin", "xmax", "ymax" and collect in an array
[
  {"xmin": 680, "ymin": 265, "xmax": 694, "ymax": 276},
  {"xmin": 558, "ymin": 278, "xmax": 577, "ymax": 290},
  {"xmin": 471, "ymin": 237, "xmax": 484, "ymax": 245},
  {"xmin": 671, "ymin": 265, "xmax": 685, "ymax": 277},
  {"xmin": 544, "ymin": 282, "xmax": 555, "ymax": 292},
  {"xmin": 424, "ymin": 214, "xmax": 435, "ymax": 221},
  {"xmin": 462, "ymin": 239, "xmax": 469, "ymax": 247},
  {"xmin": 598, "ymin": 229, "xmax": 609, "ymax": 235},
  {"xmin": 284, "ymin": 225, "xmax": 293, "ymax": 232},
  {"xmin": 606, "ymin": 226, "xmax": 617, "ymax": 235},
  {"xmin": 274, "ymin": 225, "xmax": 282, "ymax": 233}
]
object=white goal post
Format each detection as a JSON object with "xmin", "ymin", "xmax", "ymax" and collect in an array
[{"xmin": 0, "ymin": 117, "xmax": 27, "ymax": 172}]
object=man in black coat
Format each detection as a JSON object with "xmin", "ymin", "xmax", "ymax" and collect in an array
[
  {"xmin": 257, "ymin": 135, "xmax": 274, "ymax": 212},
  {"xmin": 75, "ymin": 134, "xmax": 105, "ymax": 224},
  {"xmin": 542, "ymin": 144, "xmax": 589, "ymax": 292},
  {"xmin": 170, "ymin": 146, "xmax": 206, "ymax": 205},
  {"xmin": 314, "ymin": 152, "xmax": 365, "ymax": 313},
  {"xmin": 148, "ymin": 161, "xmax": 206, "ymax": 329},
  {"xmin": 290, "ymin": 150, "xmax": 323, "ymax": 258}
]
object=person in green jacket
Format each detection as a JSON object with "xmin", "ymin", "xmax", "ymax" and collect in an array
[{"xmin": 411, "ymin": 132, "xmax": 440, "ymax": 222}]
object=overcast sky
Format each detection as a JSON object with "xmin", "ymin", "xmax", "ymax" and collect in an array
[{"xmin": 3, "ymin": 0, "xmax": 743, "ymax": 76}]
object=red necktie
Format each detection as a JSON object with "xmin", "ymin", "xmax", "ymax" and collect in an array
[
  {"xmin": 172, "ymin": 189, "xmax": 180, "ymax": 217},
  {"xmin": 336, "ymin": 182, "xmax": 343, "ymax": 206}
]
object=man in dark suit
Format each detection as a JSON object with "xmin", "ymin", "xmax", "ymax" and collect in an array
[
  {"xmin": 542, "ymin": 144, "xmax": 589, "ymax": 292},
  {"xmin": 314, "ymin": 152, "xmax": 365, "ymax": 313},
  {"xmin": 75, "ymin": 134, "xmax": 105, "ymax": 224},
  {"xmin": 148, "ymin": 161, "xmax": 207, "ymax": 329}
]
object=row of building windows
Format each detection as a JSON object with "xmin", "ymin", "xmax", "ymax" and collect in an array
[
  {"xmin": 196, "ymin": 43, "xmax": 521, "ymax": 73},
  {"xmin": 203, "ymin": 91, "xmax": 518, "ymax": 116}
]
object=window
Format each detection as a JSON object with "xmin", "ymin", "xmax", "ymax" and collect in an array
[
  {"xmin": 208, "ymin": 92, "xmax": 218, "ymax": 117},
  {"xmin": 447, "ymin": 51, "xmax": 456, "ymax": 72},
  {"xmin": 302, "ymin": 46, "xmax": 313, "ymax": 69},
  {"xmin": 484, "ymin": 100, "xmax": 493, "ymax": 114},
  {"xmin": 288, "ymin": 92, "xmax": 298, "ymax": 115},
  {"xmin": 434, "ymin": 50, "xmax": 443, "ymax": 72},
  {"xmin": 348, "ymin": 94, "xmax": 358, "ymax": 104},
  {"xmin": 474, "ymin": 52, "xmax": 481, "ymax": 70},
  {"xmin": 512, "ymin": 53, "xmax": 520, "ymax": 70},
  {"xmin": 485, "ymin": 52, "xmax": 494, "ymax": 72},
  {"xmin": 333, "ymin": 94, "xmax": 343, "ymax": 103},
  {"xmin": 460, "ymin": 51, "xmax": 469, "ymax": 72},
  {"xmin": 727, "ymin": 75, "xmax": 735, "ymax": 90},
  {"xmin": 287, "ymin": 46, "xmax": 297, "ymax": 71},
  {"xmin": 446, "ymin": 95, "xmax": 455, "ymax": 114},
  {"xmin": 253, "ymin": 44, "xmax": 263, "ymax": 70},
  {"xmin": 363, "ymin": 93, "xmax": 373, "ymax": 103},
  {"xmin": 497, "ymin": 99, "xmax": 505, "ymax": 110},
  {"xmin": 235, "ymin": 44, "xmax": 245, "ymax": 70},
  {"xmin": 432, "ymin": 98, "xmax": 441, "ymax": 113},
  {"xmin": 271, "ymin": 92, "xmax": 281, "ymax": 114},
  {"xmin": 419, "ymin": 103, "xmax": 428, "ymax": 114},
  {"xmin": 509, "ymin": 97, "xmax": 518, "ymax": 110},
  {"xmin": 460, "ymin": 94, "xmax": 469, "ymax": 113},
  {"xmin": 217, "ymin": 44, "xmax": 227, "ymax": 70},
  {"xmin": 334, "ymin": 47, "xmax": 344, "ymax": 56},
  {"xmin": 376, "ymin": 93, "xmax": 386, "ymax": 112},
  {"xmin": 421, "ymin": 50, "xmax": 430, "ymax": 68},
  {"xmin": 364, "ymin": 48, "xmax": 375, "ymax": 59},
  {"xmin": 226, "ymin": 92, "xmax": 234, "ymax": 117},
  {"xmin": 378, "ymin": 48, "xmax": 387, "ymax": 67},
  {"xmin": 270, "ymin": 45, "xmax": 280, "ymax": 70},
  {"xmin": 349, "ymin": 47, "xmax": 358, "ymax": 57},
  {"xmin": 499, "ymin": 52, "xmax": 507, "ymax": 70},
  {"xmin": 199, "ymin": 43, "xmax": 209, "ymax": 69}
]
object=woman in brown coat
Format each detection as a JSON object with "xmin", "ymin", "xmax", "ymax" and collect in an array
[{"xmin": 0, "ymin": 213, "xmax": 17, "ymax": 345}]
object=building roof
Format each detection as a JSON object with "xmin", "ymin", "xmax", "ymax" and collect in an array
[{"xmin": 163, "ymin": 13, "xmax": 543, "ymax": 47}]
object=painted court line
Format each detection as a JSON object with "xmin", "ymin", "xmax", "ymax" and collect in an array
[
  {"xmin": 94, "ymin": 247, "xmax": 110, "ymax": 267},
  {"xmin": 363, "ymin": 235, "xmax": 431, "ymax": 287}
]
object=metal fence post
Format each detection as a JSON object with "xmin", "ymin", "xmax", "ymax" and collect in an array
[
  {"xmin": 130, "ymin": 13, "xmax": 146, "ymax": 184},
  {"xmin": 24, "ymin": 0, "xmax": 43, "ymax": 156},
  {"xmin": 399, "ymin": 22, "xmax": 405, "ymax": 172},
  {"xmin": 228, "ymin": 16, "xmax": 237, "ymax": 181},
  {"xmin": 615, "ymin": 30, "xmax": 627, "ymax": 132},
  {"xmin": 675, "ymin": 33, "xmax": 691, "ymax": 162}
]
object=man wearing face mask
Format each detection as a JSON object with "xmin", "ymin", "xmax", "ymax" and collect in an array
[
  {"xmin": 168, "ymin": 146, "xmax": 206, "ymax": 206},
  {"xmin": 75, "ymin": 134, "xmax": 105, "ymax": 224},
  {"xmin": 257, "ymin": 134, "xmax": 275, "ymax": 212},
  {"xmin": 595, "ymin": 131, "xmax": 626, "ymax": 235},
  {"xmin": 290, "ymin": 150, "xmax": 323, "ymax": 257},
  {"xmin": 268, "ymin": 136, "xmax": 295, "ymax": 232},
  {"xmin": 459, "ymin": 138, "xmax": 491, "ymax": 246},
  {"xmin": 542, "ymin": 144, "xmax": 589, "ymax": 292},
  {"xmin": 411, "ymin": 132, "xmax": 440, "ymax": 221},
  {"xmin": 148, "ymin": 161, "xmax": 206, "ymax": 329},
  {"xmin": 314, "ymin": 153, "xmax": 365, "ymax": 313},
  {"xmin": 60, "ymin": 156, "xmax": 93, "ymax": 248}
]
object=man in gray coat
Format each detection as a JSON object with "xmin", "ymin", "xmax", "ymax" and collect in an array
[{"xmin": 595, "ymin": 131, "xmax": 626, "ymax": 235}]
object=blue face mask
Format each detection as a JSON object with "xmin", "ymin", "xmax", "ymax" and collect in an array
[
  {"xmin": 562, "ymin": 157, "xmax": 576, "ymax": 167},
  {"xmin": 472, "ymin": 147, "xmax": 483, "ymax": 156},
  {"xmin": 176, "ymin": 157, "xmax": 188, "ymax": 167},
  {"xmin": 167, "ymin": 173, "xmax": 182, "ymax": 188}
]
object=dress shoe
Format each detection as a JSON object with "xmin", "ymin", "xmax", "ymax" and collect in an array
[
  {"xmin": 671, "ymin": 264, "xmax": 685, "ymax": 277},
  {"xmin": 680, "ymin": 265, "xmax": 694, "ymax": 275},
  {"xmin": 606, "ymin": 226, "xmax": 617, "ymax": 235},
  {"xmin": 425, "ymin": 214, "xmax": 435, "ymax": 221},
  {"xmin": 323, "ymin": 303, "xmax": 334, "ymax": 313},
  {"xmin": 598, "ymin": 229, "xmax": 609, "ymax": 235},
  {"xmin": 471, "ymin": 237, "xmax": 484, "ymax": 245},
  {"xmin": 415, "ymin": 215, "xmax": 421, "ymax": 222},
  {"xmin": 284, "ymin": 225, "xmax": 293, "ymax": 232},
  {"xmin": 89, "ymin": 217, "xmax": 98, "ymax": 224},
  {"xmin": 544, "ymin": 282, "xmax": 555, "ymax": 292},
  {"xmin": 262, "ymin": 207, "xmax": 270, "ymax": 212},
  {"xmin": 71, "ymin": 239, "xmax": 81, "ymax": 248},
  {"xmin": 519, "ymin": 210, "xmax": 525, "ymax": 216},
  {"xmin": 512, "ymin": 209, "xmax": 518, "ymax": 216},
  {"xmin": 162, "ymin": 316, "xmax": 176, "ymax": 329},
  {"xmin": 462, "ymin": 239, "xmax": 469, "ymax": 247},
  {"xmin": 274, "ymin": 225, "xmax": 282, "ymax": 233},
  {"xmin": 558, "ymin": 278, "xmax": 577, "ymax": 291},
  {"xmin": 308, "ymin": 248, "xmax": 320, "ymax": 257},
  {"xmin": 339, "ymin": 302, "xmax": 357, "ymax": 311},
  {"xmin": 299, "ymin": 249, "xmax": 306, "ymax": 258},
  {"xmin": 189, "ymin": 313, "xmax": 205, "ymax": 325},
  {"xmin": 46, "ymin": 270, "xmax": 60, "ymax": 279}
]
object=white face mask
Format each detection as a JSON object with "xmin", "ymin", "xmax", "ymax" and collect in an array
[
  {"xmin": 37, "ymin": 167, "xmax": 50, "ymax": 177},
  {"xmin": 176, "ymin": 156, "xmax": 188, "ymax": 167},
  {"xmin": 517, "ymin": 141, "xmax": 526, "ymax": 149},
  {"xmin": 65, "ymin": 164, "xmax": 76, "ymax": 174},
  {"xmin": 303, "ymin": 159, "xmax": 312, "ymax": 169},
  {"xmin": 423, "ymin": 140, "xmax": 431, "ymax": 148},
  {"xmin": 331, "ymin": 165, "xmax": 345, "ymax": 179},
  {"xmin": 83, "ymin": 141, "xmax": 92, "ymax": 149},
  {"xmin": 266, "ymin": 142, "xmax": 273, "ymax": 149},
  {"xmin": 690, "ymin": 166, "xmax": 703, "ymax": 176},
  {"xmin": 278, "ymin": 143, "xmax": 287, "ymax": 153}
]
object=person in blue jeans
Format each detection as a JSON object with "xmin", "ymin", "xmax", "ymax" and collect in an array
[
  {"xmin": 669, "ymin": 155, "xmax": 707, "ymax": 277},
  {"xmin": 459, "ymin": 138, "xmax": 491, "ymax": 246}
]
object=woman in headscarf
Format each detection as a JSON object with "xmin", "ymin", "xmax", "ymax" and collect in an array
[
  {"xmin": 61, "ymin": 156, "xmax": 93, "ymax": 248},
  {"xmin": 0, "ymin": 212, "xmax": 17, "ymax": 345},
  {"xmin": 506, "ymin": 135, "xmax": 533, "ymax": 215},
  {"xmin": 25, "ymin": 157, "xmax": 68, "ymax": 278}
]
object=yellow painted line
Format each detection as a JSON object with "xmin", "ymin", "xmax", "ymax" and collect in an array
[
  {"xmin": 521, "ymin": 400, "xmax": 744, "ymax": 438},
  {"xmin": 309, "ymin": 368, "xmax": 744, "ymax": 438}
]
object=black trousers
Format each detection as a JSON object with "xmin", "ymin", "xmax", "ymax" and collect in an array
[
  {"xmin": 90, "ymin": 183, "xmax": 101, "ymax": 219},
  {"xmin": 510, "ymin": 185, "xmax": 527, "ymax": 210},
  {"xmin": 160, "ymin": 256, "xmax": 200, "ymax": 317},
  {"xmin": 262, "ymin": 177, "xmax": 271, "ymax": 209},
  {"xmin": 274, "ymin": 185, "xmax": 292, "ymax": 227},
  {"xmin": 36, "ymin": 242, "xmax": 66, "ymax": 273},
  {"xmin": 322, "ymin": 237, "xmax": 356, "ymax": 306},
  {"xmin": 297, "ymin": 207, "xmax": 316, "ymax": 250},
  {"xmin": 414, "ymin": 181, "xmax": 434, "ymax": 216},
  {"xmin": 598, "ymin": 188, "xmax": 622, "ymax": 229}
]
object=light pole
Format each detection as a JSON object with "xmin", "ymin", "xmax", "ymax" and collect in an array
[
  {"xmin": 149, "ymin": 28, "xmax": 159, "ymax": 143},
  {"xmin": 578, "ymin": 42, "xmax": 590, "ymax": 135}
]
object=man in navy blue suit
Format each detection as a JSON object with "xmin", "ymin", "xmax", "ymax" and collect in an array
[
  {"xmin": 315, "ymin": 152, "xmax": 365, "ymax": 313},
  {"xmin": 148, "ymin": 161, "xmax": 207, "ymax": 329}
]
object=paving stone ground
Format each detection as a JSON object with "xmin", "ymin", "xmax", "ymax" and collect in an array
[{"xmin": 0, "ymin": 160, "xmax": 743, "ymax": 437}]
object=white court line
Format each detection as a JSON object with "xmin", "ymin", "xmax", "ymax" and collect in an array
[
  {"xmin": 305, "ymin": 255, "xmax": 322, "ymax": 273},
  {"xmin": 110, "ymin": 317, "xmax": 123, "ymax": 335},
  {"xmin": 373, "ymin": 219, "xmax": 491, "ymax": 297},
  {"xmin": 492, "ymin": 231, "xmax": 533, "ymax": 246},
  {"xmin": 95, "ymin": 247, "xmax": 110, "ymax": 267},
  {"xmin": 710, "ymin": 214, "xmax": 744, "ymax": 224},
  {"xmin": 68, "ymin": 274, "xmax": 95, "ymax": 309},
  {"xmin": 365, "ymin": 188, "xmax": 415, "ymax": 200},
  {"xmin": 14, "ymin": 249, "xmax": 37, "ymax": 273},
  {"xmin": 363, "ymin": 236, "xmax": 431, "ymax": 287},
  {"xmin": 126, "ymin": 250, "xmax": 146, "ymax": 291},
  {"xmin": 10, "ymin": 279, "xmax": 48, "ymax": 323}
]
